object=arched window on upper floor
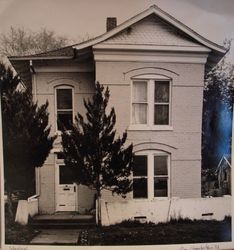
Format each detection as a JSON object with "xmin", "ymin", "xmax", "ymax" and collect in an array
[{"xmin": 55, "ymin": 85, "xmax": 74, "ymax": 131}]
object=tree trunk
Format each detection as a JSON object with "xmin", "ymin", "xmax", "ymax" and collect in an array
[
  {"xmin": 6, "ymin": 187, "xmax": 14, "ymax": 223},
  {"xmin": 97, "ymin": 189, "xmax": 102, "ymax": 227}
]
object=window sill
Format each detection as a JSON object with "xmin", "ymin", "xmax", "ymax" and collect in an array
[
  {"xmin": 152, "ymin": 197, "xmax": 170, "ymax": 201},
  {"xmin": 133, "ymin": 197, "xmax": 170, "ymax": 201},
  {"xmin": 128, "ymin": 125, "xmax": 173, "ymax": 131}
]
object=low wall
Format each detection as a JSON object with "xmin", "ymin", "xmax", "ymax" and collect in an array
[
  {"xmin": 15, "ymin": 198, "xmax": 39, "ymax": 225},
  {"xmin": 28, "ymin": 199, "xmax": 39, "ymax": 217},
  {"xmin": 100, "ymin": 196, "xmax": 231, "ymax": 226}
]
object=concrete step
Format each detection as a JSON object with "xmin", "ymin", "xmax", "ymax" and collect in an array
[
  {"xmin": 30, "ymin": 214, "xmax": 96, "ymax": 229},
  {"xmin": 30, "ymin": 222, "xmax": 96, "ymax": 229}
]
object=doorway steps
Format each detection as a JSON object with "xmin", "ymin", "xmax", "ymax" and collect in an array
[{"xmin": 29, "ymin": 213, "xmax": 96, "ymax": 229}]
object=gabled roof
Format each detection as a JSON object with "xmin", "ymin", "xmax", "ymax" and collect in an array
[
  {"xmin": 73, "ymin": 5, "xmax": 226, "ymax": 54},
  {"xmin": 216, "ymin": 154, "xmax": 231, "ymax": 172},
  {"xmin": 9, "ymin": 4, "xmax": 226, "ymax": 62},
  {"xmin": 8, "ymin": 5, "xmax": 227, "ymax": 87}
]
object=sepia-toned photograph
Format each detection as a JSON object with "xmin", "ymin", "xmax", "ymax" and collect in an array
[{"xmin": 0, "ymin": 0, "xmax": 233, "ymax": 249}]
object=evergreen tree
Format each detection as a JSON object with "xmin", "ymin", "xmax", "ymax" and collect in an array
[
  {"xmin": 61, "ymin": 82, "xmax": 133, "ymax": 226},
  {"xmin": 202, "ymin": 56, "xmax": 234, "ymax": 169},
  {"xmin": 0, "ymin": 63, "xmax": 56, "ymax": 221}
]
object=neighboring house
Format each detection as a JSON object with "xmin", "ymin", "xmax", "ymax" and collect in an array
[
  {"xmin": 216, "ymin": 155, "xmax": 231, "ymax": 195},
  {"xmin": 9, "ymin": 6, "xmax": 226, "ymax": 222}
]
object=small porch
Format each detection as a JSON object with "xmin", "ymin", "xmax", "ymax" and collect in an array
[{"xmin": 15, "ymin": 195, "xmax": 97, "ymax": 228}]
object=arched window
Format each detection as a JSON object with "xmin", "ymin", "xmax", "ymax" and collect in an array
[
  {"xmin": 133, "ymin": 150, "xmax": 170, "ymax": 199},
  {"xmin": 131, "ymin": 74, "xmax": 172, "ymax": 130},
  {"xmin": 55, "ymin": 85, "xmax": 74, "ymax": 131}
]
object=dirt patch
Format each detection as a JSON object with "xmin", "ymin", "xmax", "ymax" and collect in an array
[{"xmin": 5, "ymin": 204, "xmax": 40, "ymax": 245}]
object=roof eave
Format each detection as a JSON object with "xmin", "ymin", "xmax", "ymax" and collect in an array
[
  {"xmin": 8, "ymin": 56, "xmax": 74, "ymax": 61},
  {"xmin": 205, "ymin": 49, "xmax": 229, "ymax": 73}
]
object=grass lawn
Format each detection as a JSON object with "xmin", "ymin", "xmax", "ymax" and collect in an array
[
  {"xmin": 88, "ymin": 218, "xmax": 232, "ymax": 245},
  {"xmin": 5, "ymin": 207, "xmax": 231, "ymax": 246}
]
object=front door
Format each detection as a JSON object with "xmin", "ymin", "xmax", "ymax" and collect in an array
[{"xmin": 56, "ymin": 164, "xmax": 77, "ymax": 211}]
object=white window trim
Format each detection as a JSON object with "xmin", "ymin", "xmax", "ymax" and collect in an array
[
  {"xmin": 54, "ymin": 85, "xmax": 75, "ymax": 134},
  {"xmin": 133, "ymin": 150, "xmax": 170, "ymax": 201},
  {"xmin": 129, "ymin": 74, "xmax": 172, "ymax": 131}
]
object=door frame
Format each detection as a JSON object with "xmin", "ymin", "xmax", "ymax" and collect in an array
[{"xmin": 55, "ymin": 155, "xmax": 78, "ymax": 212}]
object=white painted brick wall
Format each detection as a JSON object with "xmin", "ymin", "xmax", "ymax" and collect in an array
[
  {"xmin": 96, "ymin": 61, "xmax": 205, "ymax": 199},
  {"xmin": 77, "ymin": 185, "xmax": 96, "ymax": 213},
  {"xmin": 33, "ymin": 53, "xmax": 206, "ymax": 212},
  {"xmin": 38, "ymin": 163, "xmax": 56, "ymax": 214},
  {"xmin": 34, "ymin": 69, "xmax": 96, "ymax": 214}
]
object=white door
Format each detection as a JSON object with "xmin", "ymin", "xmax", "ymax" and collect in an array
[{"xmin": 56, "ymin": 164, "xmax": 77, "ymax": 212}]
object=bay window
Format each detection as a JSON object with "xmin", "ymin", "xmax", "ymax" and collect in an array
[{"xmin": 131, "ymin": 76, "xmax": 171, "ymax": 129}]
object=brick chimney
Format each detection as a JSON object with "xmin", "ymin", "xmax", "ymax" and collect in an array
[{"xmin": 106, "ymin": 17, "xmax": 117, "ymax": 32}]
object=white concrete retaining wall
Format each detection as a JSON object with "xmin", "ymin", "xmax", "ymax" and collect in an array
[
  {"xmin": 100, "ymin": 196, "xmax": 231, "ymax": 226},
  {"xmin": 28, "ymin": 199, "xmax": 39, "ymax": 217},
  {"xmin": 15, "ymin": 198, "xmax": 39, "ymax": 225}
]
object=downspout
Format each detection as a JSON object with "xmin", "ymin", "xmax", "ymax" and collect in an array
[
  {"xmin": 30, "ymin": 60, "xmax": 37, "ymax": 100},
  {"xmin": 28, "ymin": 60, "xmax": 41, "ymax": 201}
]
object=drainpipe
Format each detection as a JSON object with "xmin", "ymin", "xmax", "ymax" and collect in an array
[{"xmin": 29, "ymin": 60, "xmax": 41, "ymax": 200}]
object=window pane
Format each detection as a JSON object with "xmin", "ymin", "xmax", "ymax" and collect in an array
[
  {"xmin": 154, "ymin": 177, "xmax": 168, "ymax": 197},
  {"xmin": 133, "ymin": 155, "xmax": 147, "ymax": 176},
  {"xmin": 154, "ymin": 156, "xmax": 168, "ymax": 175},
  {"xmin": 133, "ymin": 178, "xmax": 148, "ymax": 198},
  {"xmin": 57, "ymin": 89, "xmax": 72, "ymax": 109},
  {"xmin": 59, "ymin": 165, "xmax": 74, "ymax": 184},
  {"xmin": 155, "ymin": 81, "xmax": 169, "ymax": 103},
  {"xmin": 57, "ymin": 111, "xmax": 73, "ymax": 130},
  {"xmin": 133, "ymin": 81, "xmax": 147, "ymax": 102},
  {"xmin": 132, "ymin": 104, "xmax": 147, "ymax": 124},
  {"xmin": 154, "ymin": 104, "xmax": 169, "ymax": 125}
]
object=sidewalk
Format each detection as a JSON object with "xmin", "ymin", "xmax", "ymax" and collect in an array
[{"xmin": 30, "ymin": 229, "xmax": 88, "ymax": 245}]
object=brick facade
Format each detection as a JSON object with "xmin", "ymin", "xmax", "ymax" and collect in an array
[{"xmin": 31, "ymin": 10, "xmax": 215, "ymax": 214}]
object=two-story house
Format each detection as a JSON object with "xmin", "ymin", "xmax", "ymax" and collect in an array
[{"xmin": 9, "ymin": 5, "xmax": 226, "ymax": 225}]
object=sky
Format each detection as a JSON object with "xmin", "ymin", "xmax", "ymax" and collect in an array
[{"xmin": 0, "ymin": 0, "xmax": 234, "ymax": 62}]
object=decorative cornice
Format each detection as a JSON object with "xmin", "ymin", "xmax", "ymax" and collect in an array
[{"xmin": 94, "ymin": 50, "xmax": 208, "ymax": 64}]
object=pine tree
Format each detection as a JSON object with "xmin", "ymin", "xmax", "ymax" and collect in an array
[
  {"xmin": 61, "ymin": 82, "xmax": 133, "ymax": 226},
  {"xmin": 0, "ymin": 63, "xmax": 56, "ymax": 221}
]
